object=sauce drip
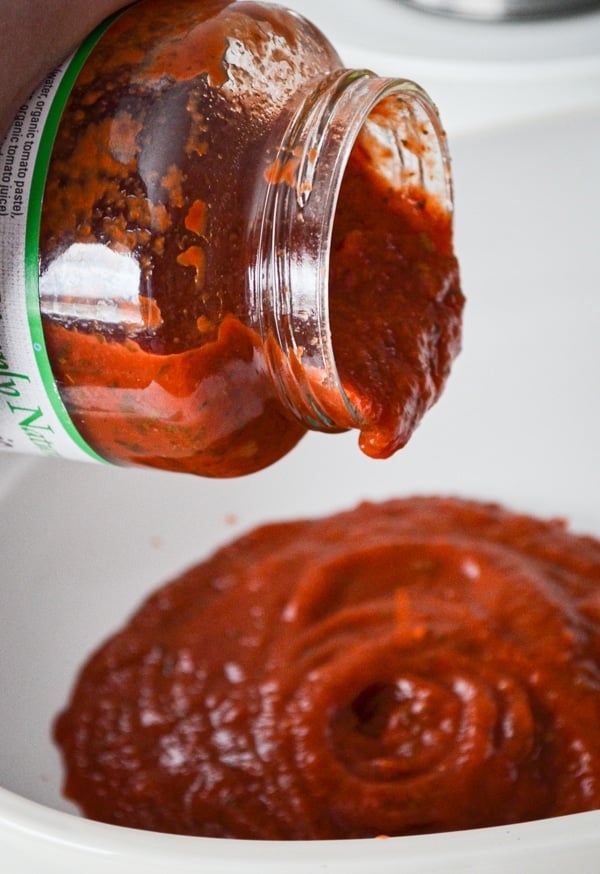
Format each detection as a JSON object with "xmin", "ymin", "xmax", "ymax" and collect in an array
[{"xmin": 330, "ymin": 146, "xmax": 462, "ymax": 457}]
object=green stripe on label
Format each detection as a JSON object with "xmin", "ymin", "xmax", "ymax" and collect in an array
[{"xmin": 24, "ymin": 13, "xmax": 124, "ymax": 464}]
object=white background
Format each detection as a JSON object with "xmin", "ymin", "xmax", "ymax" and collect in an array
[{"xmin": 1, "ymin": 2, "xmax": 600, "ymax": 870}]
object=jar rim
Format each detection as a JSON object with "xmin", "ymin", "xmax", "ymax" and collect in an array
[{"xmin": 249, "ymin": 69, "xmax": 454, "ymax": 436}]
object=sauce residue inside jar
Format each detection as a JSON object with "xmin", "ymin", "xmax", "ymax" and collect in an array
[
  {"xmin": 54, "ymin": 497, "xmax": 600, "ymax": 839},
  {"xmin": 39, "ymin": 0, "xmax": 462, "ymax": 477}
]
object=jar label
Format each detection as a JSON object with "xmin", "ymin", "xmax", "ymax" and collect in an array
[{"xmin": 0, "ymin": 18, "xmax": 116, "ymax": 463}]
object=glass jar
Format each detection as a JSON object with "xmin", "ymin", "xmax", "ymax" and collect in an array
[{"xmin": 1, "ymin": 0, "xmax": 463, "ymax": 477}]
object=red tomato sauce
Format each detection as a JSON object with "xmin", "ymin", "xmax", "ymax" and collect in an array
[
  {"xmin": 54, "ymin": 497, "xmax": 600, "ymax": 839},
  {"xmin": 329, "ymin": 147, "xmax": 462, "ymax": 459}
]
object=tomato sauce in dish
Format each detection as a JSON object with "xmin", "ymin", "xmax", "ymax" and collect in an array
[{"xmin": 54, "ymin": 497, "xmax": 600, "ymax": 839}]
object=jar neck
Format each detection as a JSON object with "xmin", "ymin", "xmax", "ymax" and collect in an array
[{"xmin": 248, "ymin": 69, "xmax": 453, "ymax": 434}]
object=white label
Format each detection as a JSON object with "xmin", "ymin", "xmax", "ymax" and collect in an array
[
  {"xmin": 0, "ymin": 63, "xmax": 92, "ymax": 461},
  {"xmin": 0, "ymin": 18, "xmax": 117, "ymax": 464}
]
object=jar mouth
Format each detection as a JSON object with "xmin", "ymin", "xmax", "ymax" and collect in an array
[{"xmin": 251, "ymin": 69, "xmax": 454, "ymax": 438}]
